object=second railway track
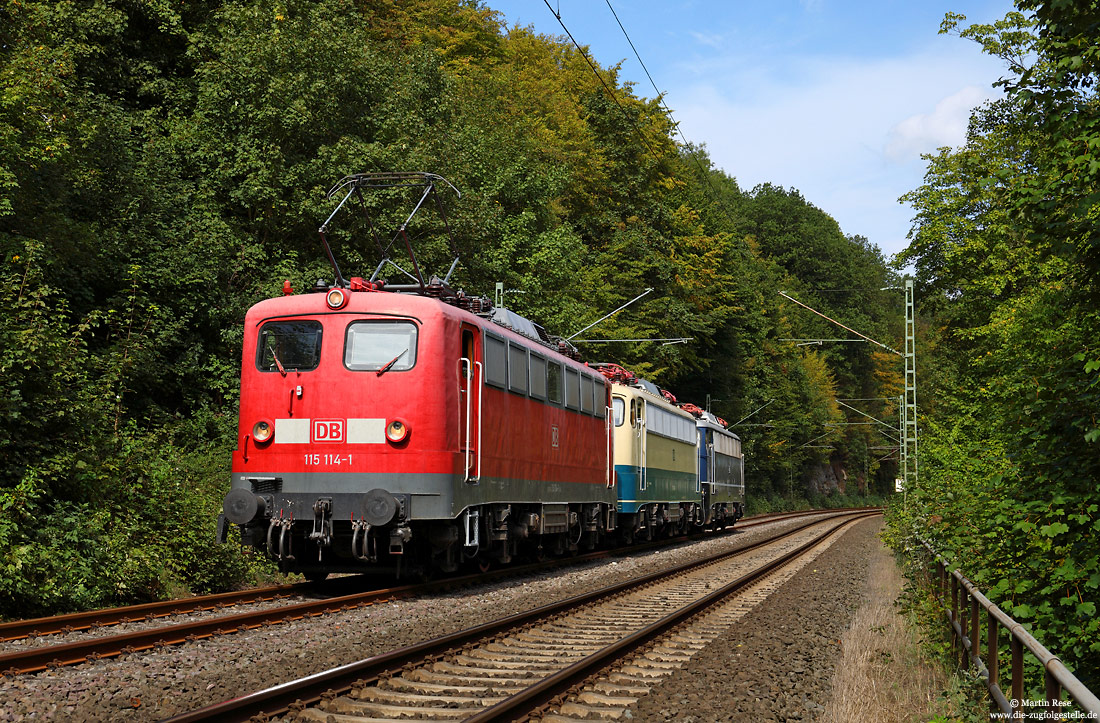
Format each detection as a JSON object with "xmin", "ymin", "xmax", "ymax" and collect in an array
[
  {"xmin": 0, "ymin": 508, "xmax": 849, "ymax": 678},
  {"xmin": 168, "ymin": 509, "xmax": 879, "ymax": 722}
]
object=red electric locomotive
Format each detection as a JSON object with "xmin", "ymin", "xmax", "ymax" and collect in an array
[{"xmin": 218, "ymin": 174, "xmax": 617, "ymax": 578}]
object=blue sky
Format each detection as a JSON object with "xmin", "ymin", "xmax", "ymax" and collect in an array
[{"xmin": 487, "ymin": 0, "xmax": 1016, "ymax": 261}]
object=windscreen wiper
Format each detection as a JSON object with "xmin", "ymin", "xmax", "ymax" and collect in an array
[
  {"xmin": 271, "ymin": 347, "xmax": 287, "ymax": 377},
  {"xmin": 376, "ymin": 349, "xmax": 408, "ymax": 377}
]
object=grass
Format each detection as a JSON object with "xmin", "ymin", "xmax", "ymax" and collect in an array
[{"xmin": 821, "ymin": 535, "xmax": 964, "ymax": 723}]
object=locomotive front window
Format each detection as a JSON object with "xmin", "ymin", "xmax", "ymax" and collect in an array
[
  {"xmin": 344, "ymin": 321, "xmax": 418, "ymax": 372},
  {"xmin": 257, "ymin": 320, "xmax": 323, "ymax": 372},
  {"xmin": 612, "ymin": 397, "xmax": 625, "ymax": 426}
]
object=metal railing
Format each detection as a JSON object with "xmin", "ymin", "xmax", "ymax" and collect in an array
[{"xmin": 919, "ymin": 537, "xmax": 1100, "ymax": 719}]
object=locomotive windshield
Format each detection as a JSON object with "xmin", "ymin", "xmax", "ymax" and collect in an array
[
  {"xmin": 257, "ymin": 320, "xmax": 322, "ymax": 372},
  {"xmin": 345, "ymin": 321, "xmax": 418, "ymax": 372}
]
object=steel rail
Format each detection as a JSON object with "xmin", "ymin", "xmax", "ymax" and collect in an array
[
  {"xmin": 469, "ymin": 511, "xmax": 879, "ymax": 722},
  {"xmin": 0, "ymin": 507, "xmax": 867, "ymax": 675},
  {"xmin": 162, "ymin": 509, "xmax": 877, "ymax": 723},
  {"xmin": 0, "ymin": 586, "xmax": 408, "ymax": 676},
  {"xmin": 0, "ymin": 507, "xmax": 851, "ymax": 647},
  {"xmin": 0, "ymin": 584, "xmax": 303, "ymax": 642}
]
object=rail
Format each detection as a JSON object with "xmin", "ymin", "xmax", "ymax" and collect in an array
[
  {"xmin": 919, "ymin": 537, "xmax": 1100, "ymax": 719},
  {"xmin": 164, "ymin": 510, "xmax": 877, "ymax": 722},
  {"xmin": 0, "ymin": 509, "xmax": 865, "ymax": 675}
]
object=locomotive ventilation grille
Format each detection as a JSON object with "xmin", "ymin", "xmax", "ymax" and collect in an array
[{"xmin": 249, "ymin": 477, "xmax": 282, "ymax": 495}]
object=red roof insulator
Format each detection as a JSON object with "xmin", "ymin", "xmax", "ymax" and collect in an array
[
  {"xmin": 716, "ymin": 417, "xmax": 728, "ymax": 428},
  {"xmin": 660, "ymin": 389, "xmax": 677, "ymax": 404},
  {"xmin": 592, "ymin": 363, "xmax": 636, "ymax": 384},
  {"xmin": 679, "ymin": 402, "xmax": 706, "ymax": 418},
  {"xmin": 282, "ymin": 280, "xmax": 293, "ymax": 296}
]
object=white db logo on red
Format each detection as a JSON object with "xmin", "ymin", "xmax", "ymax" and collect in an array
[{"xmin": 312, "ymin": 419, "xmax": 344, "ymax": 443}]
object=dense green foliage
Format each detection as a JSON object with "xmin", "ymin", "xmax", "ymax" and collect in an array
[
  {"xmin": 0, "ymin": 0, "xmax": 896, "ymax": 618},
  {"xmin": 886, "ymin": 0, "xmax": 1100, "ymax": 692}
]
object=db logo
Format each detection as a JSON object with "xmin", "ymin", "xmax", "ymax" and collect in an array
[
  {"xmin": 312, "ymin": 419, "xmax": 344, "ymax": 443},
  {"xmin": 551, "ymin": 425, "xmax": 560, "ymax": 448}
]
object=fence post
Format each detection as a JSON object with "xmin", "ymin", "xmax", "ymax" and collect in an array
[
  {"xmin": 960, "ymin": 588, "xmax": 970, "ymax": 670},
  {"xmin": 1045, "ymin": 668, "xmax": 1062, "ymax": 713},
  {"xmin": 988, "ymin": 612, "xmax": 999, "ymax": 690},
  {"xmin": 951, "ymin": 575, "xmax": 960, "ymax": 665},
  {"xmin": 1012, "ymin": 635, "xmax": 1024, "ymax": 719}
]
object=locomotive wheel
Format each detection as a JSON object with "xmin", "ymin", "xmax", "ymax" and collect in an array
[{"xmin": 477, "ymin": 558, "xmax": 492, "ymax": 573}]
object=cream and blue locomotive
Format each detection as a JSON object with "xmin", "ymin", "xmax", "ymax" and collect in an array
[{"xmin": 595, "ymin": 363, "xmax": 744, "ymax": 540}]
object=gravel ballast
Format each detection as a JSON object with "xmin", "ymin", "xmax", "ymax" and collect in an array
[
  {"xmin": 630, "ymin": 516, "xmax": 884, "ymax": 722},
  {"xmin": 0, "ymin": 514, "xmax": 877, "ymax": 721}
]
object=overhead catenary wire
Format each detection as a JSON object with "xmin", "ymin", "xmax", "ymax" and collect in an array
[
  {"xmin": 729, "ymin": 399, "xmax": 774, "ymax": 427},
  {"xmin": 779, "ymin": 291, "xmax": 902, "ymax": 356},
  {"xmin": 566, "ymin": 287, "xmax": 653, "ymax": 341},
  {"xmin": 573, "ymin": 337, "xmax": 694, "ymax": 343},
  {"xmin": 600, "ymin": 0, "xmax": 744, "ymax": 233},
  {"xmin": 835, "ymin": 400, "xmax": 900, "ymax": 433},
  {"xmin": 542, "ymin": 0, "xmax": 664, "ymax": 164},
  {"xmin": 534, "ymin": 6, "xmax": 900, "ymax": 477},
  {"xmin": 539, "ymin": 0, "xmax": 743, "ymax": 237}
]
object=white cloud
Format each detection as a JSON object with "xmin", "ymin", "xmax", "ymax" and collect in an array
[
  {"xmin": 884, "ymin": 85, "xmax": 990, "ymax": 161},
  {"xmin": 688, "ymin": 31, "xmax": 726, "ymax": 50},
  {"xmin": 664, "ymin": 39, "xmax": 1006, "ymax": 257}
]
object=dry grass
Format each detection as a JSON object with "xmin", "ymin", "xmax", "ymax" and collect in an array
[{"xmin": 821, "ymin": 537, "xmax": 956, "ymax": 723}]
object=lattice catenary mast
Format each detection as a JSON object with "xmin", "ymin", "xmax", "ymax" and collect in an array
[{"xmin": 902, "ymin": 279, "xmax": 918, "ymax": 488}]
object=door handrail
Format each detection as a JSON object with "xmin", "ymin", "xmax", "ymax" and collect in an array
[
  {"xmin": 605, "ymin": 405, "xmax": 613, "ymax": 487},
  {"xmin": 460, "ymin": 358, "xmax": 483, "ymax": 484},
  {"xmin": 473, "ymin": 361, "xmax": 483, "ymax": 483}
]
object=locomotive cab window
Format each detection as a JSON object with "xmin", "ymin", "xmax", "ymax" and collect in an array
[
  {"xmin": 257, "ymin": 320, "xmax": 322, "ymax": 372},
  {"xmin": 612, "ymin": 397, "xmax": 625, "ymax": 426},
  {"xmin": 344, "ymin": 321, "xmax": 418, "ymax": 372}
]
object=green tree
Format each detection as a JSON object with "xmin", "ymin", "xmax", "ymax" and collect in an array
[{"xmin": 891, "ymin": 3, "xmax": 1100, "ymax": 688}]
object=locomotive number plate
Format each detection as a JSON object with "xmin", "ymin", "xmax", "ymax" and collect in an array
[{"xmin": 304, "ymin": 453, "xmax": 354, "ymax": 466}]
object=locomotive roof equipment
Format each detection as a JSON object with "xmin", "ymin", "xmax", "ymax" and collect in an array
[{"xmin": 318, "ymin": 171, "xmax": 462, "ymax": 291}]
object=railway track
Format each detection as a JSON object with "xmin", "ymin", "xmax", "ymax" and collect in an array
[
  {"xmin": 0, "ymin": 508, "xmax": 861, "ymax": 678},
  {"xmin": 166, "ymin": 509, "xmax": 879, "ymax": 722}
]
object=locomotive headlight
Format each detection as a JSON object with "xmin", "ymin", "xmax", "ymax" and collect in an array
[
  {"xmin": 386, "ymin": 419, "xmax": 409, "ymax": 443},
  {"xmin": 252, "ymin": 420, "xmax": 274, "ymax": 444},
  {"xmin": 325, "ymin": 287, "xmax": 348, "ymax": 309}
]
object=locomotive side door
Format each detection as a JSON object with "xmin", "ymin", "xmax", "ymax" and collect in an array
[
  {"xmin": 459, "ymin": 324, "xmax": 482, "ymax": 483},
  {"xmin": 702, "ymin": 429, "xmax": 713, "ymax": 518},
  {"xmin": 636, "ymin": 397, "xmax": 647, "ymax": 490}
]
